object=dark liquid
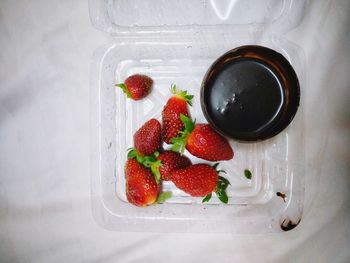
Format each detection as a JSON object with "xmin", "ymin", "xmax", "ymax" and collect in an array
[{"xmin": 205, "ymin": 58, "xmax": 284, "ymax": 137}]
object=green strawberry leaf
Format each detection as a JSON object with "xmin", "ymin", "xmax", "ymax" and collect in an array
[
  {"xmin": 142, "ymin": 153, "xmax": 162, "ymax": 184},
  {"xmin": 115, "ymin": 83, "xmax": 132, "ymax": 98},
  {"xmin": 244, "ymin": 169, "xmax": 252, "ymax": 179},
  {"xmin": 143, "ymin": 155, "xmax": 157, "ymax": 163},
  {"xmin": 171, "ymin": 84, "xmax": 177, "ymax": 94},
  {"xmin": 127, "ymin": 148, "xmax": 146, "ymax": 164},
  {"xmin": 170, "ymin": 137, "xmax": 187, "ymax": 154},
  {"xmin": 180, "ymin": 114, "xmax": 195, "ymax": 133},
  {"xmin": 218, "ymin": 176, "xmax": 231, "ymax": 186},
  {"xmin": 127, "ymin": 148, "xmax": 138, "ymax": 159},
  {"xmin": 170, "ymin": 134, "xmax": 187, "ymax": 155},
  {"xmin": 212, "ymin": 163, "xmax": 219, "ymax": 170},
  {"xmin": 128, "ymin": 149, "xmax": 162, "ymax": 183},
  {"xmin": 136, "ymin": 154, "xmax": 144, "ymax": 164},
  {"xmin": 216, "ymin": 188, "xmax": 228, "ymax": 204},
  {"xmin": 215, "ymin": 175, "xmax": 230, "ymax": 204},
  {"xmin": 149, "ymin": 160, "xmax": 162, "ymax": 183},
  {"xmin": 170, "ymin": 84, "xmax": 193, "ymax": 106},
  {"xmin": 217, "ymin": 177, "xmax": 230, "ymax": 191},
  {"xmin": 212, "ymin": 163, "xmax": 227, "ymax": 175},
  {"xmin": 184, "ymin": 94, "xmax": 193, "ymax": 106},
  {"xmin": 202, "ymin": 193, "xmax": 212, "ymax": 203},
  {"xmin": 170, "ymin": 140, "xmax": 182, "ymax": 152},
  {"xmin": 157, "ymin": 191, "xmax": 172, "ymax": 203},
  {"xmin": 170, "ymin": 114, "xmax": 195, "ymax": 154}
]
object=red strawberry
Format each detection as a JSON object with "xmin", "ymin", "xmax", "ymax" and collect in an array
[
  {"xmin": 134, "ymin": 119, "xmax": 161, "ymax": 156},
  {"xmin": 125, "ymin": 158, "xmax": 160, "ymax": 207},
  {"xmin": 162, "ymin": 85, "xmax": 193, "ymax": 144},
  {"xmin": 171, "ymin": 115, "xmax": 234, "ymax": 161},
  {"xmin": 116, "ymin": 74, "xmax": 153, "ymax": 100},
  {"xmin": 156, "ymin": 150, "xmax": 192, "ymax": 181},
  {"xmin": 172, "ymin": 163, "xmax": 230, "ymax": 203},
  {"xmin": 186, "ymin": 124, "xmax": 233, "ymax": 161}
]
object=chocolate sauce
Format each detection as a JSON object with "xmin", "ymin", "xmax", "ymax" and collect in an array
[
  {"xmin": 205, "ymin": 58, "xmax": 284, "ymax": 138},
  {"xmin": 280, "ymin": 218, "xmax": 301, "ymax": 231},
  {"xmin": 276, "ymin": 191, "xmax": 287, "ymax": 202},
  {"xmin": 201, "ymin": 46, "xmax": 300, "ymax": 141}
]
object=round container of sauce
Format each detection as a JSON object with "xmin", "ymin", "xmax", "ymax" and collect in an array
[{"xmin": 201, "ymin": 45, "xmax": 300, "ymax": 142}]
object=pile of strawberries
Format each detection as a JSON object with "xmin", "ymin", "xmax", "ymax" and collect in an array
[{"xmin": 117, "ymin": 74, "xmax": 234, "ymax": 207}]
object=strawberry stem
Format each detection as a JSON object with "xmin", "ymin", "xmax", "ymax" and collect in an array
[
  {"xmin": 170, "ymin": 114, "xmax": 195, "ymax": 154},
  {"xmin": 170, "ymin": 84, "xmax": 194, "ymax": 106},
  {"xmin": 115, "ymin": 83, "xmax": 132, "ymax": 98},
  {"xmin": 202, "ymin": 193, "xmax": 212, "ymax": 203}
]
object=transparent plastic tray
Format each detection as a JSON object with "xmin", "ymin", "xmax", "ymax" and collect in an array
[{"xmin": 89, "ymin": 0, "xmax": 306, "ymax": 233}]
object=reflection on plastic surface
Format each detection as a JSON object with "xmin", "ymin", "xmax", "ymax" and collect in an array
[{"xmin": 210, "ymin": 0, "xmax": 238, "ymax": 20}]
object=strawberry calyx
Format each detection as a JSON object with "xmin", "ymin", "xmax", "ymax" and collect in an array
[
  {"xmin": 171, "ymin": 84, "xmax": 194, "ymax": 106},
  {"xmin": 214, "ymin": 176, "xmax": 230, "ymax": 204},
  {"xmin": 202, "ymin": 163, "xmax": 230, "ymax": 204},
  {"xmin": 127, "ymin": 148, "xmax": 162, "ymax": 183},
  {"xmin": 115, "ymin": 83, "xmax": 132, "ymax": 98},
  {"xmin": 170, "ymin": 114, "xmax": 195, "ymax": 154}
]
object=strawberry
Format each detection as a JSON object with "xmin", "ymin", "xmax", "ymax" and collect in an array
[
  {"xmin": 162, "ymin": 85, "xmax": 193, "ymax": 144},
  {"xmin": 116, "ymin": 74, "xmax": 153, "ymax": 100},
  {"xmin": 125, "ymin": 158, "xmax": 160, "ymax": 207},
  {"xmin": 134, "ymin": 118, "xmax": 162, "ymax": 156},
  {"xmin": 171, "ymin": 115, "xmax": 234, "ymax": 161},
  {"xmin": 172, "ymin": 163, "xmax": 230, "ymax": 203},
  {"xmin": 156, "ymin": 150, "xmax": 192, "ymax": 181}
]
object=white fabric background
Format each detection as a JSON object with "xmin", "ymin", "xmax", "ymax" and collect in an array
[{"xmin": 0, "ymin": 0, "xmax": 349, "ymax": 262}]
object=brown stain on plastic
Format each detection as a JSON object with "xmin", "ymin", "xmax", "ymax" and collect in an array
[
  {"xmin": 276, "ymin": 191, "xmax": 286, "ymax": 202},
  {"xmin": 280, "ymin": 218, "xmax": 301, "ymax": 231}
]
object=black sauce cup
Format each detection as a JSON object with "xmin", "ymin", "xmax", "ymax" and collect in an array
[{"xmin": 200, "ymin": 45, "xmax": 300, "ymax": 142}]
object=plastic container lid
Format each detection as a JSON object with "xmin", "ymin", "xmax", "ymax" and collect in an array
[{"xmin": 89, "ymin": 0, "xmax": 305, "ymax": 34}]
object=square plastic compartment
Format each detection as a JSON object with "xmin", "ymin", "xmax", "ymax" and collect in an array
[{"xmin": 89, "ymin": 0, "xmax": 306, "ymax": 233}]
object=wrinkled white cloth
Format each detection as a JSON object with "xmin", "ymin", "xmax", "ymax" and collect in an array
[{"xmin": 0, "ymin": 0, "xmax": 349, "ymax": 262}]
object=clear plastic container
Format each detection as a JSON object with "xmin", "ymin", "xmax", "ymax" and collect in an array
[{"xmin": 89, "ymin": 0, "xmax": 306, "ymax": 233}]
